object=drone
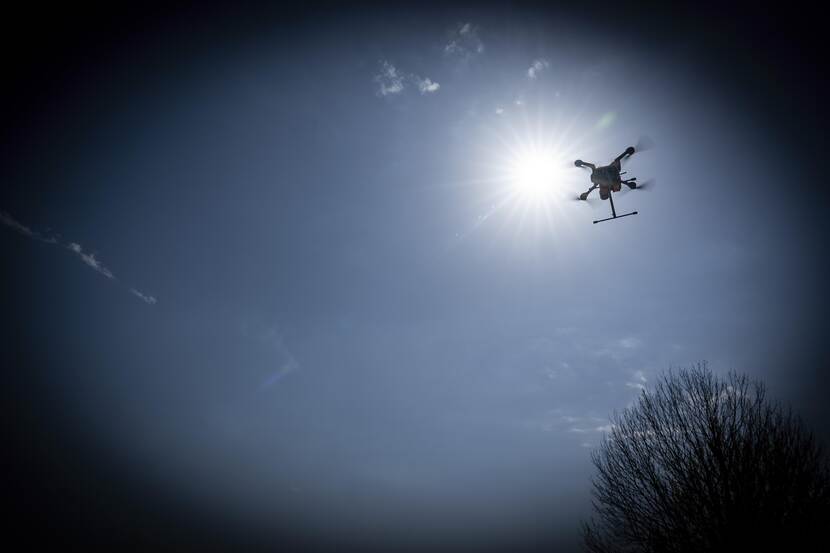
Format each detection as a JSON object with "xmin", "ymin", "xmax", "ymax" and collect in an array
[{"xmin": 574, "ymin": 141, "xmax": 653, "ymax": 224}]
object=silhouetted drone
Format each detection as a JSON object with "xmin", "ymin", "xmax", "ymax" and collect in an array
[{"xmin": 574, "ymin": 139, "xmax": 654, "ymax": 224}]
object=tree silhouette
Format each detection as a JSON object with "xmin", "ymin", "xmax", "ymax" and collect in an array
[{"xmin": 583, "ymin": 363, "xmax": 830, "ymax": 553}]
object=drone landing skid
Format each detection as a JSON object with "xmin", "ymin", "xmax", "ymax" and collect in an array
[
  {"xmin": 592, "ymin": 191, "xmax": 638, "ymax": 224},
  {"xmin": 593, "ymin": 211, "xmax": 638, "ymax": 224}
]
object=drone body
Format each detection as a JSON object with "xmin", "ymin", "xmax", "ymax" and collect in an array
[{"xmin": 574, "ymin": 145, "xmax": 648, "ymax": 224}]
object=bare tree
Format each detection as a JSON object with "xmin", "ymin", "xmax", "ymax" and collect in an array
[{"xmin": 584, "ymin": 363, "xmax": 830, "ymax": 553}]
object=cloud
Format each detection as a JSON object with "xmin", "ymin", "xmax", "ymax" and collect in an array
[
  {"xmin": 67, "ymin": 242, "xmax": 115, "ymax": 279},
  {"xmin": 530, "ymin": 411, "xmax": 615, "ymax": 437},
  {"xmin": 374, "ymin": 61, "xmax": 405, "ymax": 96},
  {"xmin": 130, "ymin": 288, "xmax": 157, "ymax": 305},
  {"xmin": 626, "ymin": 369, "xmax": 648, "ymax": 390},
  {"xmin": 415, "ymin": 76, "xmax": 440, "ymax": 94},
  {"xmin": 569, "ymin": 421, "xmax": 615, "ymax": 434},
  {"xmin": 619, "ymin": 337, "xmax": 642, "ymax": 349},
  {"xmin": 374, "ymin": 61, "xmax": 441, "ymax": 97},
  {"xmin": 595, "ymin": 336, "xmax": 645, "ymax": 361},
  {"xmin": 444, "ymin": 22, "xmax": 484, "ymax": 59},
  {"xmin": 1, "ymin": 211, "xmax": 58, "ymax": 243},
  {"xmin": 527, "ymin": 58, "xmax": 550, "ymax": 79},
  {"xmin": 3, "ymin": 209, "xmax": 156, "ymax": 303},
  {"xmin": 1, "ymin": 210, "xmax": 35, "ymax": 237}
]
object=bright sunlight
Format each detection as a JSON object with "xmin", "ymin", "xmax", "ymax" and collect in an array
[{"xmin": 509, "ymin": 148, "xmax": 563, "ymax": 203}]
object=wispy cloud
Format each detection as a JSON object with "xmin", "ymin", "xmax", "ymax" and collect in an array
[
  {"xmin": 1, "ymin": 211, "xmax": 58, "ymax": 243},
  {"xmin": 567, "ymin": 418, "xmax": 615, "ymax": 434},
  {"xmin": 374, "ymin": 61, "xmax": 441, "ymax": 97},
  {"xmin": 619, "ymin": 337, "xmax": 642, "ymax": 349},
  {"xmin": 626, "ymin": 369, "xmax": 648, "ymax": 390},
  {"xmin": 130, "ymin": 288, "xmax": 157, "ymax": 305},
  {"xmin": 415, "ymin": 76, "xmax": 440, "ymax": 94},
  {"xmin": 1, "ymin": 210, "xmax": 35, "ymax": 237},
  {"xmin": 444, "ymin": 22, "xmax": 484, "ymax": 59},
  {"xmin": 67, "ymin": 242, "xmax": 115, "ymax": 279},
  {"xmin": 374, "ymin": 60, "xmax": 405, "ymax": 96},
  {"xmin": 527, "ymin": 58, "xmax": 550, "ymax": 79},
  {"xmin": 527, "ymin": 409, "xmax": 615, "ymax": 441},
  {"xmin": 2, "ymin": 208, "xmax": 155, "ymax": 304},
  {"xmin": 569, "ymin": 422, "xmax": 616, "ymax": 434},
  {"xmin": 595, "ymin": 336, "xmax": 645, "ymax": 361}
]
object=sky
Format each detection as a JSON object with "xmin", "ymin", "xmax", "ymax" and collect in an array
[{"xmin": 3, "ymin": 3, "xmax": 830, "ymax": 552}]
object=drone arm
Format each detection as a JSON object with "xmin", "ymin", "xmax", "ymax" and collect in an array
[
  {"xmin": 614, "ymin": 146, "xmax": 636, "ymax": 164},
  {"xmin": 579, "ymin": 183, "xmax": 598, "ymax": 200}
]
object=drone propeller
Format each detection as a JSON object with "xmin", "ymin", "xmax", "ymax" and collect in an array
[
  {"xmin": 636, "ymin": 178, "xmax": 656, "ymax": 190},
  {"xmin": 635, "ymin": 135, "xmax": 655, "ymax": 153},
  {"xmin": 572, "ymin": 194, "xmax": 600, "ymax": 205},
  {"xmin": 622, "ymin": 178, "xmax": 656, "ymax": 193},
  {"xmin": 622, "ymin": 135, "xmax": 655, "ymax": 165}
]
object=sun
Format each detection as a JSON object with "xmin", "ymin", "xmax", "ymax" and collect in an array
[
  {"xmin": 458, "ymin": 113, "xmax": 583, "ymax": 241},
  {"xmin": 507, "ymin": 147, "xmax": 564, "ymax": 204}
]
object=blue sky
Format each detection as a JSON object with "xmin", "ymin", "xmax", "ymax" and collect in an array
[{"xmin": 3, "ymin": 5, "xmax": 828, "ymax": 552}]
